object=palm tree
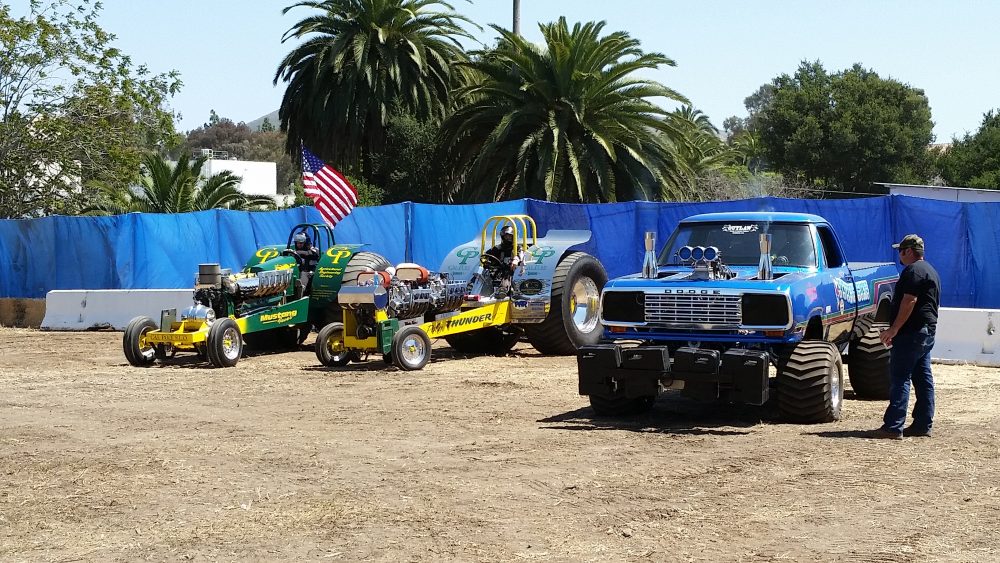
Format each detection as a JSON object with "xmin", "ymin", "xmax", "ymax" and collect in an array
[
  {"xmin": 670, "ymin": 105, "xmax": 738, "ymax": 184},
  {"xmin": 84, "ymin": 152, "xmax": 276, "ymax": 214},
  {"xmin": 273, "ymin": 0, "xmax": 476, "ymax": 173},
  {"xmin": 439, "ymin": 18, "xmax": 691, "ymax": 203}
]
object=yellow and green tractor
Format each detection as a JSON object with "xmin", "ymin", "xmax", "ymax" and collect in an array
[
  {"xmin": 123, "ymin": 223, "xmax": 388, "ymax": 368},
  {"xmin": 314, "ymin": 215, "xmax": 608, "ymax": 370}
]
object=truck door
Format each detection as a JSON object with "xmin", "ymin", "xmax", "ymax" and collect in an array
[{"xmin": 816, "ymin": 224, "xmax": 855, "ymax": 343}]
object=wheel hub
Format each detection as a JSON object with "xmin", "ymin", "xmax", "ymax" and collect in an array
[{"xmin": 570, "ymin": 277, "xmax": 601, "ymax": 333}]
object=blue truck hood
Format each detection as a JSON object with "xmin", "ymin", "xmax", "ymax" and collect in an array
[{"xmin": 605, "ymin": 266, "xmax": 812, "ymax": 293}]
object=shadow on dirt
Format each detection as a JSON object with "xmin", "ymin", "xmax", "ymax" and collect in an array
[
  {"xmin": 538, "ymin": 393, "xmax": 777, "ymax": 436},
  {"xmin": 803, "ymin": 429, "xmax": 874, "ymax": 439}
]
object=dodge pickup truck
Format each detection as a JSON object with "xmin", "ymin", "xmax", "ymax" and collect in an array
[{"xmin": 577, "ymin": 212, "xmax": 899, "ymax": 423}]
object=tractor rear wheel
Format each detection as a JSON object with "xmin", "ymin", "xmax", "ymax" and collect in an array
[
  {"xmin": 206, "ymin": 318, "xmax": 242, "ymax": 368},
  {"xmin": 392, "ymin": 326, "xmax": 432, "ymax": 371},
  {"xmin": 123, "ymin": 316, "xmax": 157, "ymax": 367},
  {"xmin": 848, "ymin": 321, "xmax": 891, "ymax": 400},
  {"xmin": 776, "ymin": 341, "xmax": 843, "ymax": 423},
  {"xmin": 315, "ymin": 322, "xmax": 353, "ymax": 367},
  {"xmin": 524, "ymin": 252, "xmax": 607, "ymax": 355},
  {"xmin": 445, "ymin": 327, "xmax": 520, "ymax": 355}
]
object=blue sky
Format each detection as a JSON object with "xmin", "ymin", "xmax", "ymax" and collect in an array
[{"xmin": 9, "ymin": 1, "xmax": 1000, "ymax": 140}]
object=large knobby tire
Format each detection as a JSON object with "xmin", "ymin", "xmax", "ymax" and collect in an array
[
  {"xmin": 243, "ymin": 327, "xmax": 298, "ymax": 351},
  {"xmin": 206, "ymin": 318, "xmax": 242, "ymax": 368},
  {"xmin": 524, "ymin": 252, "xmax": 607, "ymax": 355},
  {"xmin": 444, "ymin": 327, "xmax": 520, "ymax": 355},
  {"xmin": 848, "ymin": 321, "xmax": 891, "ymax": 400},
  {"xmin": 123, "ymin": 316, "xmax": 157, "ymax": 367},
  {"xmin": 392, "ymin": 326, "xmax": 432, "ymax": 371},
  {"xmin": 590, "ymin": 394, "xmax": 656, "ymax": 417},
  {"xmin": 776, "ymin": 341, "xmax": 844, "ymax": 423},
  {"xmin": 315, "ymin": 322, "xmax": 353, "ymax": 367}
]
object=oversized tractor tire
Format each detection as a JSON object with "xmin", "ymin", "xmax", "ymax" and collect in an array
[
  {"xmin": 444, "ymin": 327, "xmax": 520, "ymax": 355},
  {"xmin": 524, "ymin": 252, "xmax": 607, "ymax": 355},
  {"xmin": 590, "ymin": 394, "xmax": 656, "ymax": 417},
  {"xmin": 776, "ymin": 341, "xmax": 844, "ymax": 423},
  {"xmin": 206, "ymin": 318, "xmax": 243, "ymax": 368},
  {"xmin": 848, "ymin": 321, "xmax": 891, "ymax": 400},
  {"xmin": 123, "ymin": 316, "xmax": 158, "ymax": 367},
  {"xmin": 244, "ymin": 326, "xmax": 299, "ymax": 351},
  {"xmin": 392, "ymin": 326, "xmax": 432, "ymax": 371},
  {"xmin": 315, "ymin": 322, "xmax": 354, "ymax": 367}
]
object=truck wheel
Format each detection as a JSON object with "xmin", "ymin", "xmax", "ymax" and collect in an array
[
  {"xmin": 776, "ymin": 341, "xmax": 843, "ymax": 423},
  {"xmin": 848, "ymin": 322, "xmax": 891, "ymax": 400},
  {"xmin": 123, "ymin": 316, "xmax": 157, "ymax": 367},
  {"xmin": 315, "ymin": 322, "xmax": 353, "ymax": 367},
  {"xmin": 524, "ymin": 252, "xmax": 607, "ymax": 355},
  {"xmin": 392, "ymin": 326, "xmax": 432, "ymax": 371},
  {"xmin": 589, "ymin": 394, "xmax": 656, "ymax": 417},
  {"xmin": 445, "ymin": 327, "xmax": 520, "ymax": 355},
  {"xmin": 206, "ymin": 318, "xmax": 242, "ymax": 368}
]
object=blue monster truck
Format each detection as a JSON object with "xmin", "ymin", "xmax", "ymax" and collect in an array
[{"xmin": 577, "ymin": 212, "xmax": 899, "ymax": 423}]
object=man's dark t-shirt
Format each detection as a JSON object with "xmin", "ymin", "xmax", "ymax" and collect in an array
[{"xmin": 890, "ymin": 259, "xmax": 941, "ymax": 336}]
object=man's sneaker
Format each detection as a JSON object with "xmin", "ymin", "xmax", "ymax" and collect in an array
[
  {"xmin": 902, "ymin": 426, "xmax": 932, "ymax": 437},
  {"xmin": 868, "ymin": 428, "xmax": 903, "ymax": 440}
]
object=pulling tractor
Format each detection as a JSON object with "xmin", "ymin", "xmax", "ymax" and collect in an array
[
  {"xmin": 314, "ymin": 215, "xmax": 608, "ymax": 370},
  {"xmin": 123, "ymin": 223, "xmax": 389, "ymax": 368}
]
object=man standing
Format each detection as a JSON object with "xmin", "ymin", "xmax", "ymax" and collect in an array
[{"xmin": 869, "ymin": 234, "xmax": 941, "ymax": 439}]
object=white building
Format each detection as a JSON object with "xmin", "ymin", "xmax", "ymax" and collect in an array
[
  {"xmin": 877, "ymin": 182, "xmax": 1000, "ymax": 203},
  {"xmin": 192, "ymin": 149, "xmax": 291, "ymax": 205}
]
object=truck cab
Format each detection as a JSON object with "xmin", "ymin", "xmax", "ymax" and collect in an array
[{"xmin": 579, "ymin": 212, "xmax": 899, "ymax": 423}]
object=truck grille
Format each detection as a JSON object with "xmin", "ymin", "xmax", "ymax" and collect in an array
[{"xmin": 644, "ymin": 293, "xmax": 742, "ymax": 327}]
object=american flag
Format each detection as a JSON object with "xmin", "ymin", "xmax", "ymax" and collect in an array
[{"xmin": 300, "ymin": 146, "xmax": 358, "ymax": 227}]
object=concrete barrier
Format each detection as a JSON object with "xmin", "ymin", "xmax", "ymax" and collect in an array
[
  {"xmin": 41, "ymin": 290, "xmax": 193, "ymax": 331},
  {"xmin": 933, "ymin": 308, "xmax": 1000, "ymax": 367}
]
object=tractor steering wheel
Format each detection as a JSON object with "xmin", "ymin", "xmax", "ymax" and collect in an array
[
  {"xmin": 282, "ymin": 248, "xmax": 305, "ymax": 266},
  {"xmin": 479, "ymin": 253, "xmax": 507, "ymax": 271}
]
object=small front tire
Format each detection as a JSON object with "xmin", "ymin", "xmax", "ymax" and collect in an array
[
  {"xmin": 206, "ymin": 318, "xmax": 242, "ymax": 368},
  {"xmin": 123, "ymin": 316, "xmax": 157, "ymax": 367},
  {"xmin": 392, "ymin": 326, "xmax": 432, "ymax": 371},
  {"xmin": 315, "ymin": 322, "xmax": 353, "ymax": 367}
]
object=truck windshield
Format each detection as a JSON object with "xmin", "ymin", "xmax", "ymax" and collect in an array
[{"xmin": 658, "ymin": 222, "xmax": 817, "ymax": 268}]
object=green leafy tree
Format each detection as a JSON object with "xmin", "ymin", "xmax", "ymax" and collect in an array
[
  {"xmin": 84, "ymin": 153, "xmax": 275, "ymax": 214},
  {"xmin": 369, "ymin": 108, "xmax": 442, "ymax": 203},
  {"xmin": 935, "ymin": 110, "xmax": 1000, "ymax": 189},
  {"xmin": 0, "ymin": 0, "xmax": 182, "ymax": 218},
  {"xmin": 439, "ymin": 18, "xmax": 690, "ymax": 203},
  {"xmin": 259, "ymin": 117, "xmax": 275, "ymax": 133},
  {"xmin": 752, "ymin": 61, "xmax": 934, "ymax": 192},
  {"xmin": 273, "ymin": 0, "xmax": 476, "ymax": 173}
]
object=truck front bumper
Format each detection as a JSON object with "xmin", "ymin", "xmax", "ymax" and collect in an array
[{"xmin": 577, "ymin": 344, "xmax": 770, "ymax": 406}]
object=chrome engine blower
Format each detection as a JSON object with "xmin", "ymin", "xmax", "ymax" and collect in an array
[
  {"xmin": 676, "ymin": 245, "xmax": 736, "ymax": 281},
  {"xmin": 338, "ymin": 263, "xmax": 466, "ymax": 338},
  {"xmin": 186, "ymin": 263, "xmax": 295, "ymax": 322}
]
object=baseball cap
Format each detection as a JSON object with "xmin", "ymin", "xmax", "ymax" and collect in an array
[{"xmin": 891, "ymin": 234, "xmax": 924, "ymax": 252}]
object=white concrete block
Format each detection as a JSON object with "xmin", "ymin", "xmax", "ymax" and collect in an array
[
  {"xmin": 41, "ymin": 289, "xmax": 194, "ymax": 331},
  {"xmin": 933, "ymin": 308, "xmax": 1000, "ymax": 367}
]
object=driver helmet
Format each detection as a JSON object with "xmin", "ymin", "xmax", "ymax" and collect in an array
[
  {"xmin": 500, "ymin": 224, "xmax": 515, "ymax": 245},
  {"xmin": 293, "ymin": 232, "xmax": 310, "ymax": 250}
]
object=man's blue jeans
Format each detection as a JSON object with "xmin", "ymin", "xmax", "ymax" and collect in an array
[{"xmin": 882, "ymin": 327, "xmax": 935, "ymax": 433}]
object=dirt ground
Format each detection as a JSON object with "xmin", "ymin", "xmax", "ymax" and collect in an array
[{"xmin": 2, "ymin": 328, "xmax": 1000, "ymax": 562}]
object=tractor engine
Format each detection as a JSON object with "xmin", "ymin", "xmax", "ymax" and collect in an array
[
  {"xmin": 188, "ymin": 263, "xmax": 294, "ymax": 320},
  {"xmin": 340, "ymin": 263, "xmax": 465, "ymax": 321}
]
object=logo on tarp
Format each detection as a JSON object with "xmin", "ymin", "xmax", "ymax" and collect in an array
[
  {"xmin": 256, "ymin": 248, "xmax": 280, "ymax": 263},
  {"xmin": 456, "ymin": 247, "xmax": 479, "ymax": 265},
  {"xmin": 326, "ymin": 247, "xmax": 352, "ymax": 263},
  {"xmin": 529, "ymin": 246, "xmax": 556, "ymax": 264}
]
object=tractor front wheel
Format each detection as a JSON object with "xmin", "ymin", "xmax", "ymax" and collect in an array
[
  {"xmin": 206, "ymin": 318, "xmax": 242, "ymax": 368},
  {"xmin": 123, "ymin": 316, "xmax": 157, "ymax": 367},
  {"xmin": 392, "ymin": 326, "xmax": 432, "ymax": 371}
]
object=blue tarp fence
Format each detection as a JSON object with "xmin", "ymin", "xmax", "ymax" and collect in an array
[{"xmin": 0, "ymin": 195, "xmax": 991, "ymax": 308}]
